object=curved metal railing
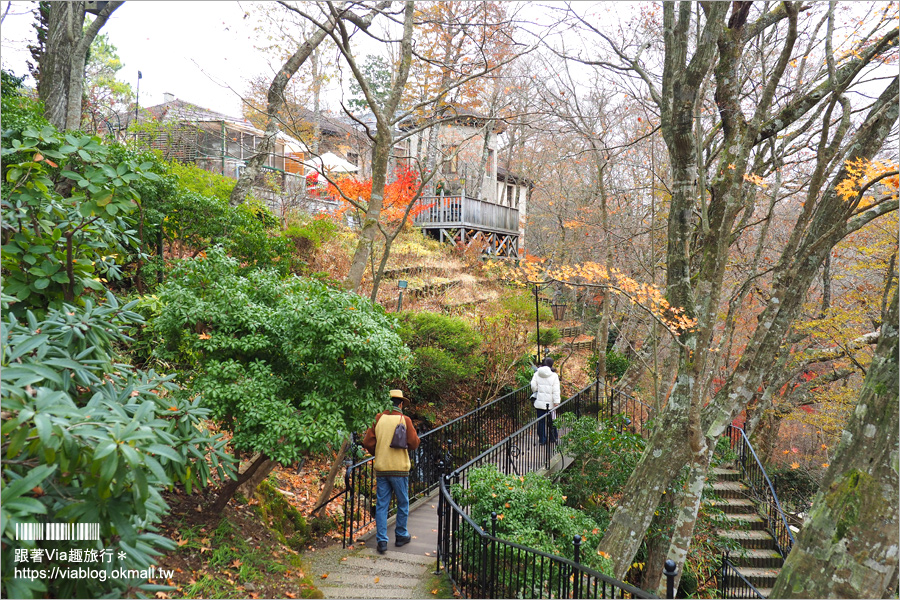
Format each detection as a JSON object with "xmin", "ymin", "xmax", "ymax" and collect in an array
[
  {"xmin": 724, "ymin": 425, "xmax": 796, "ymax": 557},
  {"xmin": 340, "ymin": 381, "xmax": 653, "ymax": 547},
  {"xmin": 342, "ymin": 384, "xmax": 535, "ymax": 546},
  {"xmin": 436, "ymin": 384, "xmax": 656, "ymax": 598},
  {"xmin": 718, "ymin": 555, "xmax": 766, "ymax": 599}
]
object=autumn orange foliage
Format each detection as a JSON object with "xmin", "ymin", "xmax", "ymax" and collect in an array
[{"xmin": 327, "ymin": 167, "xmax": 430, "ymax": 226}]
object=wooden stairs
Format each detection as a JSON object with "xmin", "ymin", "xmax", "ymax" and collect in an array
[{"xmin": 710, "ymin": 467, "xmax": 783, "ymax": 598}]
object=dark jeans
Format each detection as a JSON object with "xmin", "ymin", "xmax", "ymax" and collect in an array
[{"xmin": 536, "ymin": 408, "xmax": 557, "ymax": 444}]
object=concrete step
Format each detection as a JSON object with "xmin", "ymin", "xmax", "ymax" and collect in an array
[
  {"xmin": 715, "ymin": 498, "xmax": 757, "ymax": 514},
  {"xmin": 725, "ymin": 513, "xmax": 767, "ymax": 530},
  {"xmin": 738, "ymin": 567, "xmax": 782, "ymax": 588},
  {"xmin": 723, "ymin": 587, "xmax": 772, "ymax": 599},
  {"xmin": 314, "ymin": 548, "xmax": 433, "ymax": 599},
  {"xmin": 729, "ymin": 548, "xmax": 784, "ymax": 569},
  {"xmin": 719, "ymin": 529, "xmax": 777, "ymax": 550},
  {"xmin": 338, "ymin": 556, "xmax": 430, "ymax": 577},
  {"xmin": 712, "ymin": 481, "xmax": 750, "ymax": 499},
  {"xmin": 711, "ymin": 467, "xmax": 742, "ymax": 482},
  {"xmin": 319, "ymin": 585, "xmax": 422, "ymax": 599}
]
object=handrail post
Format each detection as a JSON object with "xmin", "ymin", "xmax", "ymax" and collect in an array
[
  {"xmin": 664, "ymin": 559, "xmax": 678, "ymax": 599},
  {"xmin": 480, "ymin": 519, "xmax": 490, "ymax": 596},
  {"xmin": 343, "ymin": 464, "xmax": 353, "ymax": 548},
  {"xmin": 573, "ymin": 535, "xmax": 582, "ymax": 598},
  {"xmin": 490, "ymin": 512, "xmax": 498, "ymax": 598},
  {"xmin": 434, "ymin": 459, "xmax": 445, "ymax": 575}
]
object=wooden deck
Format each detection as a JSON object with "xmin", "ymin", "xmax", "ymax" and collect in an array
[{"xmin": 412, "ymin": 195, "xmax": 521, "ymax": 258}]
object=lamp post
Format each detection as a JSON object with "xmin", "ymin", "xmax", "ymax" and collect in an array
[
  {"xmin": 134, "ymin": 70, "xmax": 142, "ymax": 128},
  {"xmin": 534, "ymin": 284, "xmax": 542, "ymax": 362},
  {"xmin": 397, "ymin": 280, "xmax": 408, "ymax": 312}
]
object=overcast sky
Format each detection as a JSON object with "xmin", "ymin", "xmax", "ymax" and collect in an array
[
  {"xmin": 1, "ymin": 1, "xmax": 278, "ymax": 117},
  {"xmin": 0, "ymin": 1, "xmax": 584, "ymax": 119}
]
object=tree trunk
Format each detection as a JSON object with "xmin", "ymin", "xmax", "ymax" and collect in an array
[
  {"xmin": 597, "ymin": 407, "xmax": 691, "ymax": 578},
  {"xmin": 660, "ymin": 443, "xmax": 713, "ymax": 591},
  {"xmin": 213, "ymin": 453, "xmax": 271, "ymax": 513},
  {"xmin": 343, "ymin": 2, "xmax": 415, "ymax": 293},
  {"xmin": 237, "ymin": 456, "xmax": 278, "ymax": 498},
  {"xmin": 229, "ymin": 18, "xmax": 334, "ymax": 206},
  {"xmin": 771, "ymin": 290, "xmax": 898, "ymax": 599},
  {"xmin": 311, "ymin": 437, "xmax": 350, "ymax": 519},
  {"xmin": 39, "ymin": 1, "xmax": 123, "ymax": 131},
  {"xmin": 640, "ymin": 494, "xmax": 677, "ymax": 594}
]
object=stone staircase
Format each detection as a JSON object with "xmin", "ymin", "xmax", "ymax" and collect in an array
[
  {"xmin": 308, "ymin": 546, "xmax": 436, "ymax": 599},
  {"xmin": 711, "ymin": 467, "xmax": 783, "ymax": 598}
]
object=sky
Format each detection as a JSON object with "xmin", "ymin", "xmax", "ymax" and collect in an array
[
  {"xmin": 0, "ymin": 1, "xmax": 577, "ymax": 119},
  {"xmin": 1, "ymin": 1, "xmax": 278, "ymax": 117}
]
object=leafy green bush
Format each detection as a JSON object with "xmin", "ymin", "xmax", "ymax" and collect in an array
[
  {"xmin": 530, "ymin": 326, "xmax": 560, "ymax": 347},
  {"xmin": 1, "ymin": 110, "xmax": 160, "ymax": 313},
  {"xmin": 408, "ymin": 346, "xmax": 469, "ymax": 399},
  {"xmin": 586, "ymin": 349, "xmax": 632, "ymax": 381},
  {"xmin": 501, "ymin": 289, "xmax": 552, "ymax": 322},
  {"xmin": 397, "ymin": 311, "xmax": 483, "ymax": 402},
  {"xmin": 159, "ymin": 189, "xmax": 290, "ymax": 274},
  {"xmin": 1, "ymin": 292, "xmax": 233, "ymax": 599},
  {"xmin": 1, "ymin": 71, "xmax": 46, "ymax": 136},
  {"xmin": 453, "ymin": 466, "xmax": 612, "ymax": 579},
  {"xmin": 167, "ymin": 160, "xmax": 236, "ymax": 203},
  {"xmin": 398, "ymin": 311, "xmax": 482, "ymax": 355},
  {"xmin": 152, "ymin": 246, "xmax": 410, "ymax": 468},
  {"xmin": 555, "ymin": 414, "xmax": 646, "ymax": 507}
]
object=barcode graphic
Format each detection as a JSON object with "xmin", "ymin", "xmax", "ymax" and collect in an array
[{"xmin": 15, "ymin": 523, "xmax": 100, "ymax": 541}]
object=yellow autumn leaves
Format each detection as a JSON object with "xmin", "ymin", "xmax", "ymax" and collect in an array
[{"xmin": 498, "ymin": 260, "xmax": 697, "ymax": 335}]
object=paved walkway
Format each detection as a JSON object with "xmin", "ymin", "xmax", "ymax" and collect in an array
[
  {"xmin": 304, "ymin": 543, "xmax": 437, "ymax": 599},
  {"xmin": 308, "ymin": 445, "xmax": 572, "ymax": 599}
]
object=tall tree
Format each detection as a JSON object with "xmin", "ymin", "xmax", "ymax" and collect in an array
[
  {"xmin": 556, "ymin": 2, "xmax": 898, "ymax": 585},
  {"xmin": 229, "ymin": 2, "xmax": 358, "ymax": 206},
  {"xmin": 771, "ymin": 285, "xmax": 898, "ymax": 598},
  {"xmin": 33, "ymin": 1, "xmax": 124, "ymax": 131}
]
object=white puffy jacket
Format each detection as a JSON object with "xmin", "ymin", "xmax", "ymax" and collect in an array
[{"xmin": 531, "ymin": 366, "xmax": 561, "ymax": 410}]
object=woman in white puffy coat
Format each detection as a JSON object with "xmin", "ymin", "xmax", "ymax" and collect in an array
[{"xmin": 531, "ymin": 357, "xmax": 560, "ymax": 445}]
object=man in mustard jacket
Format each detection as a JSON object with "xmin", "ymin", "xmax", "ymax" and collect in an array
[{"xmin": 362, "ymin": 390, "xmax": 420, "ymax": 554}]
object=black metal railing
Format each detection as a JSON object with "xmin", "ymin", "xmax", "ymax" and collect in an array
[
  {"xmin": 604, "ymin": 387, "xmax": 654, "ymax": 438},
  {"xmin": 718, "ymin": 555, "xmax": 766, "ymax": 599},
  {"xmin": 340, "ymin": 382, "xmax": 654, "ymax": 546},
  {"xmin": 724, "ymin": 425, "xmax": 796, "ymax": 558},
  {"xmin": 342, "ymin": 384, "xmax": 536, "ymax": 546},
  {"xmin": 436, "ymin": 386, "xmax": 658, "ymax": 599}
]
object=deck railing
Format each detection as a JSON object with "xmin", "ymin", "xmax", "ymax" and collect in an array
[{"xmin": 413, "ymin": 194, "xmax": 520, "ymax": 234}]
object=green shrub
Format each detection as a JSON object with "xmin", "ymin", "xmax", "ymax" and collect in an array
[
  {"xmin": 152, "ymin": 246, "xmax": 410, "ymax": 467},
  {"xmin": 396, "ymin": 312, "xmax": 483, "ymax": 403},
  {"xmin": 1, "ymin": 292, "xmax": 233, "ymax": 599},
  {"xmin": 555, "ymin": 414, "xmax": 646, "ymax": 507},
  {"xmin": 530, "ymin": 327, "xmax": 560, "ymax": 347},
  {"xmin": 163, "ymin": 154, "xmax": 236, "ymax": 202},
  {"xmin": 160, "ymin": 189, "xmax": 290, "ymax": 274},
  {"xmin": 398, "ymin": 311, "xmax": 482, "ymax": 356},
  {"xmin": 453, "ymin": 466, "xmax": 612, "ymax": 580},
  {"xmin": 1, "ymin": 102, "xmax": 161, "ymax": 314},
  {"xmin": 501, "ymin": 289, "xmax": 552, "ymax": 322},
  {"xmin": 409, "ymin": 346, "xmax": 469, "ymax": 399},
  {"xmin": 586, "ymin": 350, "xmax": 632, "ymax": 381}
]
